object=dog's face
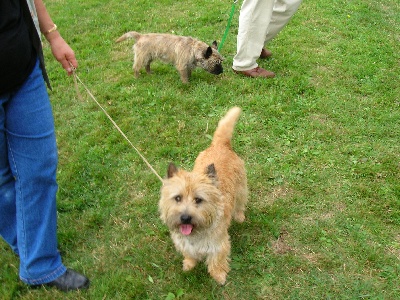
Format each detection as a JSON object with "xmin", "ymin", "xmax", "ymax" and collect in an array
[
  {"xmin": 159, "ymin": 163, "xmax": 224, "ymax": 236},
  {"xmin": 195, "ymin": 41, "xmax": 224, "ymax": 75}
]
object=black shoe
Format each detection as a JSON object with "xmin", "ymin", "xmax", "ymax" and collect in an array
[{"xmin": 44, "ymin": 269, "xmax": 90, "ymax": 292}]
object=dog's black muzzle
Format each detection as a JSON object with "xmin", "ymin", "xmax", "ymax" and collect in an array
[{"xmin": 211, "ymin": 65, "xmax": 223, "ymax": 75}]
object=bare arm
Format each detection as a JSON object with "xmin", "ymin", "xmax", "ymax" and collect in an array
[{"xmin": 34, "ymin": 0, "xmax": 77, "ymax": 75}]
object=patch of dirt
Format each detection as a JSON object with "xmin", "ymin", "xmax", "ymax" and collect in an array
[{"xmin": 271, "ymin": 229, "xmax": 292, "ymax": 255}]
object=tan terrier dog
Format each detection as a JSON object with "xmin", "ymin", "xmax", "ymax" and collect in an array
[
  {"xmin": 159, "ymin": 107, "xmax": 248, "ymax": 285},
  {"xmin": 116, "ymin": 31, "xmax": 224, "ymax": 83}
]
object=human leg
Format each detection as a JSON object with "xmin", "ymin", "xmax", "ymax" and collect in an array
[
  {"xmin": 4, "ymin": 59, "xmax": 66, "ymax": 285},
  {"xmin": 233, "ymin": 0, "xmax": 275, "ymax": 71},
  {"xmin": 264, "ymin": 0, "xmax": 303, "ymax": 44},
  {"xmin": 0, "ymin": 95, "xmax": 19, "ymax": 254}
]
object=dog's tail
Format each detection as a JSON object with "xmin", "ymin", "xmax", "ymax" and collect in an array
[
  {"xmin": 115, "ymin": 31, "xmax": 141, "ymax": 43},
  {"xmin": 212, "ymin": 107, "xmax": 241, "ymax": 147}
]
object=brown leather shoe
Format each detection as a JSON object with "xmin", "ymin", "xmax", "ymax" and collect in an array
[
  {"xmin": 260, "ymin": 48, "xmax": 272, "ymax": 59},
  {"xmin": 233, "ymin": 67, "xmax": 275, "ymax": 78}
]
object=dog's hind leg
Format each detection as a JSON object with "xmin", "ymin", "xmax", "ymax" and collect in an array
[
  {"xmin": 133, "ymin": 54, "xmax": 142, "ymax": 78},
  {"xmin": 144, "ymin": 59, "xmax": 153, "ymax": 74},
  {"xmin": 233, "ymin": 180, "xmax": 248, "ymax": 223}
]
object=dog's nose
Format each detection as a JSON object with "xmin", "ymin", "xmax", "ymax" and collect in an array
[
  {"xmin": 180, "ymin": 214, "xmax": 192, "ymax": 224},
  {"xmin": 212, "ymin": 65, "xmax": 223, "ymax": 75}
]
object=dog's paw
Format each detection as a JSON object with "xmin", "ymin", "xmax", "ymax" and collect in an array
[
  {"xmin": 233, "ymin": 212, "xmax": 245, "ymax": 223},
  {"xmin": 183, "ymin": 258, "xmax": 197, "ymax": 271},
  {"xmin": 210, "ymin": 271, "xmax": 227, "ymax": 286}
]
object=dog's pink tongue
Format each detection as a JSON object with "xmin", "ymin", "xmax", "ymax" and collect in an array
[{"xmin": 180, "ymin": 224, "xmax": 193, "ymax": 235}]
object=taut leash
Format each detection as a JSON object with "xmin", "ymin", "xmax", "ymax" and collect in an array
[
  {"xmin": 70, "ymin": 66, "xmax": 164, "ymax": 183},
  {"xmin": 218, "ymin": 0, "xmax": 238, "ymax": 52}
]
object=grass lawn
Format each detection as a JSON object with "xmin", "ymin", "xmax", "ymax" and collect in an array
[{"xmin": 1, "ymin": 0, "xmax": 399, "ymax": 299}]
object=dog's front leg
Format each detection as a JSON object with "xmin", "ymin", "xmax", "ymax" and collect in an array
[
  {"xmin": 182, "ymin": 252, "xmax": 198, "ymax": 271},
  {"xmin": 206, "ymin": 249, "xmax": 230, "ymax": 285},
  {"xmin": 177, "ymin": 68, "xmax": 191, "ymax": 84}
]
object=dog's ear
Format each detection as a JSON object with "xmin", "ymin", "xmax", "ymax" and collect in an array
[
  {"xmin": 205, "ymin": 164, "xmax": 218, "ymax": 185},
  {"xmin": 167, "ymin": 163, "xmax": 179, "ymax": 178},
  {"xmin": 211, "ymin": 41, "xmax": 218, "ymax": 50},
  {"xmin": 204, "ymin": 46, "xmax": 213, "ymax": 59}
]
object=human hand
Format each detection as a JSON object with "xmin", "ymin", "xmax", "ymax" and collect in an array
[{"xmin": 47, "ymin": 34, "xmax": 78, "ymax": 76}]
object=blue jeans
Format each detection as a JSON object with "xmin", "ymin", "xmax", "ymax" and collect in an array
[{"xmin": 0, "ymin": 59, "xmax": 67, "ymax": 285}]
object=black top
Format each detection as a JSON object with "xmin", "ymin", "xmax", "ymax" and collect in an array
[
  {"xmin": 0, "ymin": 0, "xmax": 50, "ymax": 95},
  {"xmin": 0, "ymin": 0, "xmax": 36, "ymax": 95}
]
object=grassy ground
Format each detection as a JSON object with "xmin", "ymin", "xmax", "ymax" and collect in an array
[{"xmin": 1, "ymin": 0, "xmax": 399, "ymax": 299}]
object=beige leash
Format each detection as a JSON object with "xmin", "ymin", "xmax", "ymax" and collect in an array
[{"xmin": 70, "ymin": 66, "xmax": 164, "ymax": 183}]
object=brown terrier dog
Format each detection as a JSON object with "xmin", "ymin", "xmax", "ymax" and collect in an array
[
  {"xmin": 116, "ymin": 31, "xmax": 224, "ymax": 83},
  {"xmin": 159, "ymin": 107, "xmax": 248, "ymax": 285}
]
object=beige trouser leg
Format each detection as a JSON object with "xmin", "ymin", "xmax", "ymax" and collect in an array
[
  {"xmin": 264, "ymin": 0, "xmax": 303, "ymax": 43},
  {"xmin": 233, "ymin": 0, "xmax": 274, "ymax": 71},
  {"xmin": 233, "ymin": 0, "xmax": 302, "ymax": 71}
]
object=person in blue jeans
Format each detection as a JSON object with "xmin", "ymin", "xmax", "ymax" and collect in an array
[{"xmin": 0, "ymin": 0, "xmax": 89, "ymax": 292}]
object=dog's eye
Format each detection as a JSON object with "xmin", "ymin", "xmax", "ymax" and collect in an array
[
  {"xmin": 174, "ymin": 195, "xmax": 182, "ymax": 202},
  {"xmin": 194, "ymin": 197, "xmax": 203, "ymax": 204}
]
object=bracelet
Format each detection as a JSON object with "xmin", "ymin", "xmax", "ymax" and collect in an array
[{"xmin": 45, "ymin": 24, "xmax": 57, "ymax": 34}]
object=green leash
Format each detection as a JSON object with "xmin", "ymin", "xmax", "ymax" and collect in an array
[{"xmin": 218, "ymin": 0, "xmax": 238, "ymax": 52}]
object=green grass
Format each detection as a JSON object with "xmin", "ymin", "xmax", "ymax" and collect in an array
[{"xmin": 1, "ymin": 0, "xmax": 399, "ymax": 299}]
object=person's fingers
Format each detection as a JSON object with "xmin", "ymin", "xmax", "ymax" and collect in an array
[
  {"xmin": 66, "ymin": 52, "xmax": 78, "ymax": 70},
  {"xmin": 59, "ymin": 53, "xmax": 77, "ymax": 76},
  {"xmin": 59, "ymin": 57, "xmax": 73, "ymax": 75}
]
